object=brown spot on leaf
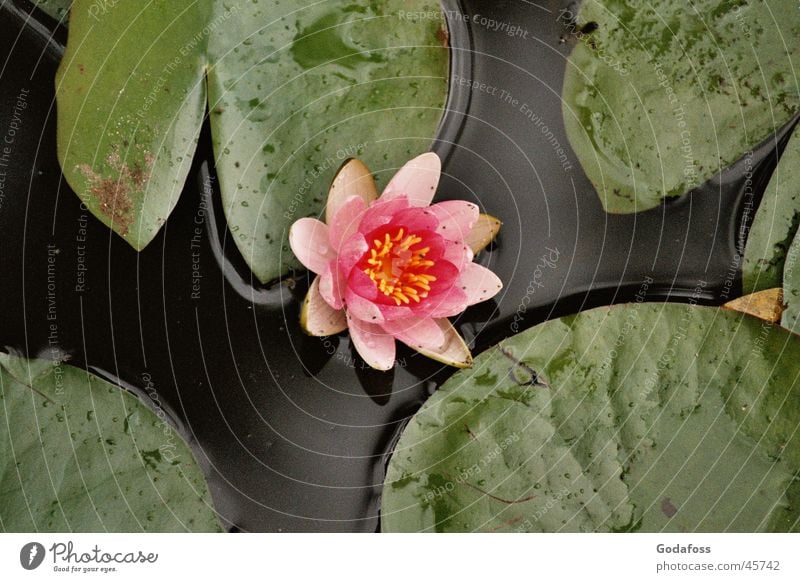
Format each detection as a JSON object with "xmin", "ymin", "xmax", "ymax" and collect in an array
[
  {"xmin": 661, "ymin": 497, "xmax": 678, "ymax": 518},
  {"xmin": 76, "ymin": 147, "xmax": 154, "ymax": 236},
  {"xmin": 437, "ymin": 21, "xmax": 450, "ymax": 48}
]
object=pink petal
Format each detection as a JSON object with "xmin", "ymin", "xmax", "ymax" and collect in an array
[
  {"xmin": 430, "ymin": 201, "xmax": 479, "ymax": 241},
  {"xmin": 412, "ymin": 319, "xmax": 473, "ymax": 368},
  {"xmin": 391, "ymin": 207, "xmax": 439, "ymax": 233},
  {"xmin": 416, "ymin": 286, "xmax": 469, "ymax": 318},
  {"xmin": 427, "ymin": 260, "xmax": 461, "ymax": 294},
  {"xmin": 338, "ymin": 234, "xmax": 369, "ymax": 274},
  {"xmin": 319, "ymin": 261, "xmax": 347, "ymax": 310},
  {"xmin": 442, "ymin": 238, "xmax": 474, "ymax": 271},
  {"xmin": 381, "ymin": 316, "xmax": 446, "ymax": 351},
  {"xmin": 348, "ymin": 313, "xmax": 396, "ymax": 371},
  {"xmin": 289, "ymin": 218, "xmax": 335, "ymax": 275},
  {"xmin": 345, "ymin": 288, "xmax": 384, "ymax": 323},
  {"xmin": 326, "ymin": 159, "xmax": 378, "ymax": 224},
  {"xmin": 459, "ymin": 262, "xmax": 503, "ymax": 305},
  {"xmin": 329, "ymin": 196, "xmax": 367, "ymax": 253},
  {"xmin": 381, "ymin": 152, "xmax": 442, "ymax": 207},
  {"xmin": 358, "ymin": 197, "xmax": 409, "ymax": 235},
  {"xmin": 301, "ymin": 276, "xmax": 347, "ymax": 336}
]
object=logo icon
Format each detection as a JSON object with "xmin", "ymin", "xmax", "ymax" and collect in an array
[{"xmin": 20, "ymin": 542, "xmax": 45, "ymax": 570}]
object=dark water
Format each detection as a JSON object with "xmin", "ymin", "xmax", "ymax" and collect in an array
[{"xmin": 0, "ymin": 0, "xmax": 795, "ymax": 531}]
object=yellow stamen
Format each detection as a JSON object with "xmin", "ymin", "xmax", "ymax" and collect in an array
[{"xmin": 360, "ymin": 227, "xmax": 438, "ymax": 305}]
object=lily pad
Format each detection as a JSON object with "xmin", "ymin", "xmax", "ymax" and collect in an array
[
  {"xmin": 781, "ymin": 224, "xmax": 800, "ymax": 331},
  {"xmin": 743, "ymin": 127, "xmax": 800, "ymax": 294},
  {"xmin": 33, "ymin": 0, "xmax": 70, "ymax": 22},
  {"xmin": 382, "ymin": 304, "xmax": 800, "ymax": 532},
  {"xmin": 56, "ymin": 0, "xmax": 448, "ymax": 282},
  {"xmin": 0, "ymin": 353, "xmax": 221, "ymax": 532},
  {"xmin": 562, "ymin": 0, "xmax": 800, "ymax": 213}
]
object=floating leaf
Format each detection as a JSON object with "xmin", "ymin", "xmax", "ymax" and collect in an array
[
  {"xmin": 0, "ymin": 353, "xmax": 221, "ymax": 532},
  {"xmin": 562, "ymin": 0, "xmax": 800, "ymax": 213},
  {"xmin": 743, "ymin": 128, "xmax": 800, "ymax": 293},
  {"xmin": 781, "ymin": 225, "xmax": 800, "ymax": 331},
  {"xmin": 56, "ymin": 0, "xmax": 448, "ymax": 282},
  {"xmin": 33, "ymin": 0, "xmax": 70, "ymax": 22},
  {"xmin": 383, "ymin": 304, "xmax": 800, "ymax": 532}
]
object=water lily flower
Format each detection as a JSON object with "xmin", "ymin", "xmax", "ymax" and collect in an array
[{"xmin": 289, "ymin": 152, "xmax": 502, "ymax": 370}]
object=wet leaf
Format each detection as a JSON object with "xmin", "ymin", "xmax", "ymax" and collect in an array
[
  {"xmin": 383, "ymin": 304, "xmax": 800, "ymax": 532},
  {"xmin": 33, "ymin": 0, "xmax": 70, "ymax": 22},
  {"xmin": 56, "ymin": 0, "xmax": 448, "ymax": 282},
  {"xmin": 744, "ymin": 128, "xmax": 800, "ymax": 293},
  {"xmin": 0, "ymin": 353, "xmax": 221, "ymax": 532},
  {"xmin": 563, "ymin": 0, "xmax": 800, "ymax": 213}
]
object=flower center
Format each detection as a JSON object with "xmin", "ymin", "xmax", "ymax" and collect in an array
[{"xmin": 361, "ymin": 228, "xmax": 437, "ymax": 305}]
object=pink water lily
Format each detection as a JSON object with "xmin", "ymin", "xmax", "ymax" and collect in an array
[{"xmin": 289, "ymin": 152, "xmax": 502, "ymax": 370}]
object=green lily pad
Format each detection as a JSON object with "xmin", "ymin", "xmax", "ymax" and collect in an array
[
  {"xmin": 781, "ymin": 218, "xmax": 800, "ymax": 331},
  {"xmin": 33, "ymin": 0, "xmax": 70, "ymax": 22},
  {"xmin": 382, "ymin": 304, "xmax": 800, "ymax": 532},
  {"xmin": 0, "ymin": 353, "xmax": 221, "ymax": 532},
  {"xmin": 56, "ymin": 0, "xmax": 448, "ymax": 283},
  {"xmin": 562, "ymin": 0, "xmax": 800, "ymax": 213},
  {"xmin": 744, "ymin": 127, "xmax": 800, "ymax": 294}
]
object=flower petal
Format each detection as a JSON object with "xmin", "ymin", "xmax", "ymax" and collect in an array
[
  {"xmin": 412, "ymin": 319, "xmax": 473, "ymax": 368},
  {"xmin": 329, "ymin": 195, "xmax": 367, "ymax": 253},
  {"xmin": 338, "ymin": 233, "xmax": 369, "ymax": 274},
  {"xmin": 381, "ymin": 152, "xmax": 441, "ymax": 207},
  {"xmin": 442, "ymin": 238, "xmax": 474, "ymax": 271},
  {"xmin": 326, "ymin": 158, "xmax": 378, "ymax": 224},
  {"xmin": 300, "ymin": 276, "xmax": 347, "ymax": 336},
  {"xmin": 289, "ymin": 218, "xmax": 335, "ymax": 275},
  {"xmin": 319, "ymin": 261, "xmax": 347, "ymax": 309},
  {"xmin": 358, "ymin": 197, "xmax": 409, "ymax": 234},
  {"xmin": 391, "ymin": 206, "xmax": 439, "ymax": 233},
  {"xmin": 381, "ymin": 316, "xmax": 446, "ymax": 351},
  {"xmin": 345, "ymin": 287, "xmax": 385, "ymax": 323},
  {"xmin": 465, "ymin": 214, "xmax": 502, "ymax": 254},
  {"xmin": 459, "ymin": 262, "xmax": 503, "ymax": 305},
  {"xmin": 427, "ymin": 259, "xmax": 461, "ymax": 296},
  {"xmin": 430, "ymin": 200, "xmax": 479, "ymax": 241},
  {"xmin": 348, "ymin": 313, "xmax": 396, "ymax": 371},
  {"xmin": 416, "ymin": 286, "xmax": 469, "ymax": 318}
]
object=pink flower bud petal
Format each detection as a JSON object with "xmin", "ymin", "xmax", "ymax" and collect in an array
[
  {"xmin": 459, "ymin": 262, "xmax": 504, "ymax": 305},
  {"xmin": 381, "ymin": 152, "xmax": 441, "ymax": 207},
  {"xmin": 289, "ymin": 218, "xmax": 335, "ymax": 275},
  {"xmin": 348, "ymin": 313, "xmax": 396, "ymax": 371}
]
